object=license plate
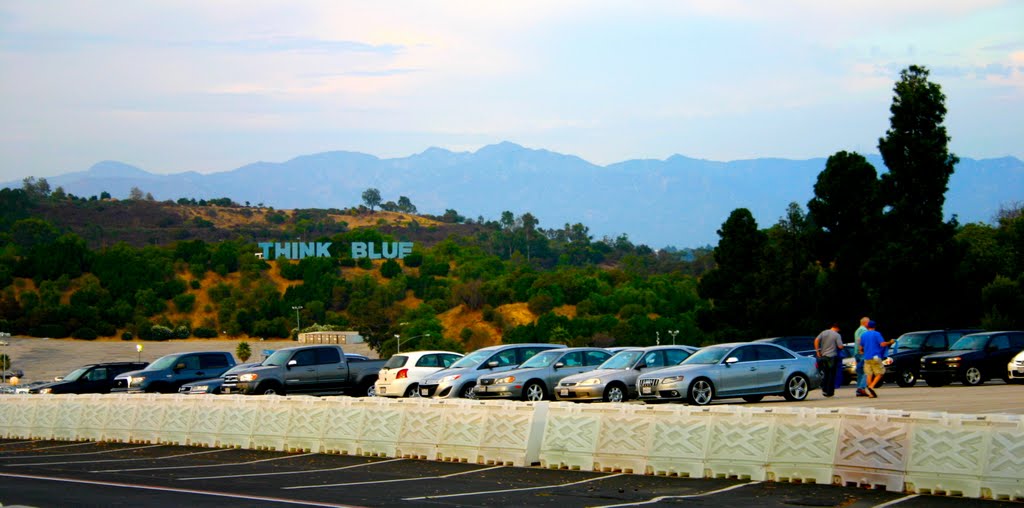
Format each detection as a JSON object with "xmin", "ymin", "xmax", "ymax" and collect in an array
[
  {"xmin": 641, "ymin": 387, "xmax": 652, "ymax": 395},
  {"xmin": 379, "ymin": 387, "xmax": 386, "ymax": 394},
  {"xmin": 421, "ymin": 388, "xmax": 429, "ymax": 396},
  {"xmin": 559, "ymin": 389, "xmax": 568, "ymax": 397},
  {"xmin": 221, "ymin": 387, "xmax": 231, "ymax": 394},
  {"xmin": 1016, "ymin": 369, "xmax": 1024, "ymax": 374},
  {"xmin": 478, "ymin": 386, "xmax": 488, "ymax": 392}
]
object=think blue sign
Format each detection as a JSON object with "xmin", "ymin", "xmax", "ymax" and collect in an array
[{"xmin": 259, "ymin": 241, "xmax": 414, "ymax": 260}]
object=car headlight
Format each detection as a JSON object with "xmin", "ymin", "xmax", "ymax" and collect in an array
[
  {"xmin": 39, "ymin": 388, "xmax": 52, "ymax": 394},
  {"xmin": 883, "ymin": 357, "xmax": 893, "ymax": 366},
  {"xmin": 578, "ymin": 378, "xmax": 602, "ymax": 385},
  {"xmin": 439, "ymin": 374, "xmax": 461, "ymax": 384},
  {"xmin": 493, "ymin": 376, "xmax": 515, "ymax": 384},
  {"xmin": 660, "ymin": 376, "xmax": 685, "ymax": 384},
  {"xmin": 191, "ymin": 385, "xmax": 209, "ymax": 393},
  {"xmin": 946, "ymin": 357, "xmax": 961, "ymax": 362},
  {"xmin": 129, "ymin": 376, "xmax": 147, "ymax": 387},
  {"xmin": 239, "ymin": 373, "xmax": 259, "ymax": 382}
]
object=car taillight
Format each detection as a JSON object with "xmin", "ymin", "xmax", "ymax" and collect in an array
[{"xmin": 397, "ymin": 369, "xmax": 408, "ymax": 379}]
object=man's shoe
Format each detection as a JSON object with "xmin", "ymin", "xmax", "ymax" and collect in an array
[
  {"xmin": 867, "ymin": 388, "xmax": 877, "ymax": 398},
  {"xmin": 855, "ymin": 389, "xmax": 868, "ymax": 397}
]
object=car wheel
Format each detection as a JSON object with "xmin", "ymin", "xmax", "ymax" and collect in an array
[
  {"xmin": 459, "ymin": 383, "xmax": 477, "ymax": 399},
  {"xmin": 742, "ymin": 395, "xmax": 764, "ymax": 403},
  {"xmin": 602, "ymin": 384, "xmax": 626, "ymax": 403},
  {"xmin": 404, "ymin": 384, "xmax": 420, "ymax": 397},
  {"xmin": 783, "ymin": 373, "xmax": 809, "ymax": 401},
  {"xmin": 522, "ymin": 381, "xmax": 546, "ymax": 402},
  {"xmin": 924, "ymin": 376, "xmax": 947, "ymax": 387},
  {"xmin": 258, "ymin": 382, "xmax": 283, "ymax": 395},
  {"xmin": 896, "ymin": 368, "xmax": 917, "ymax": 387},
  {"xmin": 364, "ymin": 383, "xmax": 377, "ymax": 397},
  {"xmin": 961, "ymin": 366, "xmax": 984, "ymax": 386},
  {"xmin": 687, "ymin": 379, "xmax": 714, "ymax": 406}
]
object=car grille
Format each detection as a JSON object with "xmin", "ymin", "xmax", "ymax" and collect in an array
[
  {"xmin": 419, "ymin": 385, "xmax": 438, "ymax": 397},
  {"xmin": 478, "ymin": 378, "xmax": 494, "ymax": 386},
  {"xmin": 1016, "ymin": 360, "xmax": 1024, "ymax": 367},
  {"xmin": 112, "ymin": 379, "xmax": 127, "ymax": 389},
  {"xmin": 639, "ymin": 378, "xmax": 659, "ymax": 387},
  {"xmin": 223, "ymin": 375, "xmax": 239, "ymax": 384},
  {"xmin": 558, "ymin": 382, "xmax": 577, "ymax": 387}
]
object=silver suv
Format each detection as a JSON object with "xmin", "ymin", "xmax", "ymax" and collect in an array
[
  {"xmin": 475, "ymin": 347, "xmax": 612, "ymax": 401},
  {"xmin": 555, "ymin": 345, "xmax": 698, "ymax": 402},
  {"xmin": 418, "ymin": 343, "xmax": 565, "ymax": 398}
]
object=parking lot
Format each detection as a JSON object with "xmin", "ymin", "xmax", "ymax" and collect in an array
[{"xmin": 2, "ymin": 439, "xmax": 1020, "ymax": 508}]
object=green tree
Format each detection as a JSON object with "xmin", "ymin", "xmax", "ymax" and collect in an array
[
  {"xmin": 236, "ymin": 341, "xmax": 252, "ymax": 362},
  {"xmin": 397, "ymin": 196, "xmax": 417, "ymax": 213},
  {"xmin": 362, "ymin": 188, "xmax": 382, "ymax": 212},
  {"xmin": 697, "ymin": 208, "xmax": 768, "ymax": 339}
]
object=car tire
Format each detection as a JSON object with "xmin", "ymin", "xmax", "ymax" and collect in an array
[
  {"xmin": 686, "ymin": 378, "xmax": 714, "ymax": 406},
  {"xmin": 404, "ymin": 384, "xmax": 420, "ymax": 397},
  {"xmin": 459, "ymin": 383, "xmax": 477, "ymax": 399},
  {"xmin": 602, "ymin": 384, "xmax": 627, "ymax": 403},
  {"xmin": 363, "ymin": 382, "xmax": 377, "ymax": 397},
  {"xmin": 924, "ymin": 376, "xmax": 947, "ymax": 387},
  {"xmin": 257, "ymin": 382, "xmax": 283, "ymax": 395},
  {"xmin": 961, "ymin": 366, "xmax": 984, "ymax": 386},
  {"xmin": 522, "ymin": 381, "xmax": 546, "ymax": 402},
  {"xmin": 741, "ymin": 395, "xmax": 764, "ymax": 403},
  {"xmin": 783, "ymin": 373, "xmax": 809, "ymax": 401},
  {"xmin": 896, "ymin": 368, "xmax": 917, "ymax": 387}
]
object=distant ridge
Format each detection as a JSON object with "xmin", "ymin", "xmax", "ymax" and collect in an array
[{"xmin": 5, "ymin": 143, "xmax": 1022, "ymax": 247}]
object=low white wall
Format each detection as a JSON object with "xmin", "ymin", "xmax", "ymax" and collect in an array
[{"xmin": 0, "ymin": 394, "xmax": 1020, "ymax": 500}]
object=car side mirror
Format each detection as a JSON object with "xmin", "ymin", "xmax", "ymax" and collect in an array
[
  {"xmin": 554, "ymin": 362, "xmax": 564, "ymax": 369},
  {"xmin": 174, "ymin": 363, "xmax": 186, "ymax": 371},
  {"xmin": 487, "ymin": 360, "xmax": 499, "ymax": 369},
  {"xmin": 725, "ymin": 357, "xmax": 739, "ymax": 365},
  {"xmin": 286, "ymin": 359, "xmax": 297, "ymax": 369},
  {"xmin": 634, "ymin": 363, "xmax": 646, "ymax": 370}
]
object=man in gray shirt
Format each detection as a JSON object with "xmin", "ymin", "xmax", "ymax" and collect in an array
[{"xmin": 814, "ymin": 323, "xmax": 844, "ymax": 397}]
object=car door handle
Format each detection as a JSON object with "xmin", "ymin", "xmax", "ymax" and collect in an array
[
  {"xmin": 749, "ymin": 367, "xmax": 757, "ymax": 371},
  {"xmin": 780, "ymin": 365, "xmax": 786, "ymax": 369}
]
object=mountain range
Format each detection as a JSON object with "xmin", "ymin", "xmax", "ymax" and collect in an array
[{"xmin": 6, "ymin": 142, "xmax": 1022, "ymax": 247}]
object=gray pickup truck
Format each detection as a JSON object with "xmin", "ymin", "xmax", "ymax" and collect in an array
[{"xmin": 220, "ymin": 345, "xmax": 385, "ymax": 396}]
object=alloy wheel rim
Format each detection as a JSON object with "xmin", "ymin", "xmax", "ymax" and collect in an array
[
  {"xmin": 693, "ymin": 381, "xmax": 712, "ymax": 404},
  {"xmin": 608, "ymin": 387, "xmax": 624, "ymax": 402},
  {"xmin": 790, "ymin": 376, "xmax": 807, "ymax": 399},
  {"xmin": 526, "ymin": 384, "xmax": 544, "ymax": 401}
]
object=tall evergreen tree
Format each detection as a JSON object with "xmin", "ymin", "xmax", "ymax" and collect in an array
[{"xmin": 697, "ymin": 208, "xmax": 768, "ymax": 340}]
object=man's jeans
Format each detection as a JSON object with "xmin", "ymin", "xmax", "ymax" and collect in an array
[
  {"xmin": 820, "ymin": 356, "xmax": 837, "ymax": 396},
  {"xmin": 855, "ymin": 354, "xmax": 866, "ymax": 389}
]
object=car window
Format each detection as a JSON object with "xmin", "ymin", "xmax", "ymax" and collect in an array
[
  {"xmin": 560, "ymin": 352, "xmax": 583, "ymax": 367},
  {"xmin": 946, "ymin": 331, "xmax": 966, "ymax": 342},
  {"xmin": 415, "ymin": 355, "xmax": 439, "ymax": 368},
  {"xmin": 385, "ymin": 355, "xmax": 409, "ymax": 369},
  {"xmin": 516, "ymin": 347, "xmax": 551, "ymax": 364},
  {"xmin": 788, "ymin": 338, "xmax": 814, "ymax": 352},
  {"xmin": 665, "ymin": 349, "xmax": 692, "ymax": 365},
  {"xmin": 755, "ymin": 345, "xmax": 792, "ymax": 360},
  {"xmin": 731, "ymin": 346, "xmax": 757, "ymax": 363},
  {"xmin": 200, "ymin": 354, "xmax": 230, "ymax": 369},
  {"xmin": 440, "ymin": 354, "xmax": 460, "ymax": 367},
  {"xmin": 85, "ymin": 367, "xmax": 108, "ymax": 381},
  {"xmin": 585, "ymin": 350, "xmax": 611, "ymax": 366},
  {"xmin": 315, "ymin": 347, "xmax": 340, "ymax": 365},
  {"xmin": 1009, "ymin": 334, "xmax": 1024, "ymax": 349},
  {"xmin": 489, "ymin": 349, "xmax": 518, "ymax": 367},
  {"xmin": 641, "ymin": 351, "xmax": 665, "ymax": 368},
  {"xmin": 990, "ymin": 335, "xmax": 1010, "ymax": 351},
  {"xmin": 180, "ymin": 355, "xmax": 201, "ymax": 370},
  {"xmin": 925, "ymin": 333, "xmax": 946, "ymax": 349},
  {"xmin": 292, "ymin": 349, "xmax": 317, "ymax": 366}
]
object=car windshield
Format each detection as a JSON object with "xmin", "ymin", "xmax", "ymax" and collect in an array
[
  {"xmin": 145, "ymin": 355, "xmax": 180, "ymax": 371},
  {"xmin": 62, "ymin": 367, "xmax": 90, "ymax": 382},
  {"xmin": 895, "ymin": 333, "xmax": 928, "ymax": 351},
  {"xmin": 599, "ymin": 350, "xmax": 643, "ymax": 369},
  {"xmin": 519, "ymin": 350, "xmax": 561, "ymax": 369},
  {"xmin": 950, "ymin": 334, "xmax": 992, "ymax": 351},
  {"xmin": 383, "ymin": 355, "xmax": 408, "ymax": 369},
  {"xmin": 683, "ymin": 346, "xmax": 732, "ymax": 365},
  {"xmin": 449, "ymin": 349, "xmax": 492, "ymax": 369},
  {"xmin": 263, "ymin": 350, "xmax": 293, "ymax": 367}
]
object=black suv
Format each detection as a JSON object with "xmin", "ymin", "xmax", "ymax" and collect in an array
[
  {"xmin": 112, "ymin": 351, "xmax": 236, "ymax": 393},
  {"xmin": 29, "ymin": 362, "xmax": 149, "ymax": 394},
  {"xmin": 882, "ymin": 329, "xmax": 981, "ymax": 387},
  {"xmin": 920, "ymin": 331, "xmax": 1024, "ymax": 386}
]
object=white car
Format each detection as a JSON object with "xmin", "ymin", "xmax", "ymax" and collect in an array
[
  {"xmin": 1008, "ymin": 350, "xmax": 1024, "ymax": 383},
  {"xmin": 375, "ymin": 350, "xmax": 463, "ymax": 397}
]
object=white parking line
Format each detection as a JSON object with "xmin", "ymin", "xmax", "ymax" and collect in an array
[
  {"xmin": 873, "ymin": 494, "xmax": 919, "ymax": 507},
  {"xmin": 0, "ymin": 472, "xmax": 359, "ymax": 507},
  {"xmin": 0, "ymin": 444, "xmax": 161, "ymax": 460},
  {"xmin": 587, "ymin": 481, "xmax": 761, "ymax": 507},
  {"xmin": 0, "ymin": 441, "xmax": 96, "ymax": 453},
  {"xmin": 285, "ymin": 464, "xmax": 505, "ymax": 489},
  {"xmin": 93, "ymin": 451, "xmax": 313, "ymax": 473},
  {"xmin": 403, "ymin": 472, "xmax": 626, "ymax": 500},
  {"xmin": 6, "ymin": 446, "xmax": 228, "ymax": 467},
  {"xmin": 179, "ymin": 457, "xmax": 405, "ymax": 481}
]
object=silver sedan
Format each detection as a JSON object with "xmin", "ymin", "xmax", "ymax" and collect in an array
[
  {"xmin": 636, "ymin": 342, "xmax": 820, "ymax": 405},
  {"xmin": 555, "ymin": 346, "xmax": 698, "ymax": 402},
  {"xmin": 475, "ymin": 347, "xmax": 612, "ymax": 401}
]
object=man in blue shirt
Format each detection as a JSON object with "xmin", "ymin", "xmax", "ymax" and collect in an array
[{"xmin": 859, "ymin": 320, "xmax": 893, "ymax": 398}]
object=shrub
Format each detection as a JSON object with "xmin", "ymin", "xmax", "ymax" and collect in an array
[
  {"xmin": 193, "ymin": 327, "xmax": 218, "ymax": 338},
  {"xmin": 121, "ymin": 331, "xmax": 133, "ymax": 341},
  {"xmin": 173, "ymin": 293, "xmax": 196, "ymax": 313},
  {"xmin": 380, "ymin": 259, "xmax": 402, "ymax": 278},
  {"xmin": 72, "ymin": 327, "xmax": 98, "ymax": 340},
  {"xmin": 528, "ymin": 293, "xmax": 555, "ymax": 315},
  {"xmin": 402, "ymin": 252, "xmax": 423, "ymax": 268},
  {"xmin": 144, "ymin": 325, "xmax": 174, "ymax": 341},
  {"xmin": 174, "ymin": 325, "xmax": 191, "ymax": 339},
  {"xmin": 236, "ymin": 341, "xmax": 252, "ymax": 362},
  {"xmin": 189, "ymin": 279, "xmax": 201, "ymax": 290}
]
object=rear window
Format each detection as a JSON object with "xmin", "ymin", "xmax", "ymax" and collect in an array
[
  {"xmin": 200, "ymin": 354, "xmax": 230, "ymax": 369},
  {"xmin": 385, "ymin": 355, "xmax": 409, "ymax": 369}
]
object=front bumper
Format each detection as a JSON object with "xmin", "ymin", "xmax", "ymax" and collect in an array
[
  {"xmin": 637, "ymin": 380, "xmax": 685, "ymax": 401},
  {"xmin": 219, "ymin": 382, "xmax": 256, "ymax": 394},
  {"xmin": 1008, "ymin": 362, "xmax": 1024, "ymax": 380},
  {"xmin": 473, "ymin": 383, "xmax": 520, "ymax": 399},
  {"xmin": 554, "ymin": 383, "xmax": 604, "ymax": 401},
  {"xmin": 418, "ymin": 380, "xmax": 463, "ymax": 398}
]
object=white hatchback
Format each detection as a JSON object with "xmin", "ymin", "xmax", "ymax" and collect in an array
[
  {"xmin": 1007, "ymin": 350, "xmax": 1024, "ymax": 383},
  {"xmin": 375, "ymin": 350, "xmax": 463, "ymax": 397}
]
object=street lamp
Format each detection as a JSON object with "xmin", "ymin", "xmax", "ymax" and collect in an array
[
  {"xmin": 394, "ymin": 332, "xmax": 430, "ymax": 354},
  {"xmin": 1, "ymin": 332, "xmax": 10, "ymax": 385},
  {"xmin": 292, "ymin": 305, "xmax": 303, "ymax": 337},
  {"xmin": 655, "ymin": 331, "xmax": 660, "ymax": 346},
  {"xmin": 136, "ymin": 344, "xmax": 143, "ymax": 363},
  {"xmin": 668, "ymin": 330, "xmax": 679, "ymax": 345}
]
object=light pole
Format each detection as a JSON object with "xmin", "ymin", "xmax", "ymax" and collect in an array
[
  {"xmin": 395, "ymin": 332, "xmax": 430, "ymax": 354},
  {"xmin": 292, "ymin": 305, "xmax": 303, "ymax": 337},
  {"xmin": 668, "ymin": 330, "xmax": 679, "ymax": 345},
  {"xmin": 655, "ymin": 331, "xmax": 660, "ymax": 346},
  {"xmin": 136, "ymin": 344, "xmax": 143, "ymax": 363},
  {"xmin": 1, "ymin": 332, "xmax": 10, "ymax": 385}
]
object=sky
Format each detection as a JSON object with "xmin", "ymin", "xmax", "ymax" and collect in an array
[{"xmin": 1, "ymin": 1, "xmax": 1022, "ymax": 181}]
